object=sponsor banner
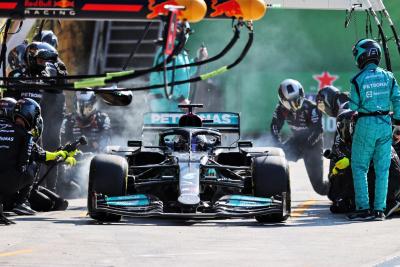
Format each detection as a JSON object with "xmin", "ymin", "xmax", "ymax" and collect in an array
[
  {"xmin": 143, "ymin": 112, "xmax": 239, "ymax": 126},
  {"xmin": 0, "ymin": 0, "xmax": 251, "ymax": 20}
]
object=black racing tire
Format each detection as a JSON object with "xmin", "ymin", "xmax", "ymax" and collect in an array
[
  {"xmin": 88, "ymin": 154, "xmax": 128, "ymax": 222},
  {"xmin": 252, "ymin": 155, "xmax": 291, "ymax": 223}
]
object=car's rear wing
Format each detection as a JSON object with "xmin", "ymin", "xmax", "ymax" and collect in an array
[{"xmin": 142, "ymin": 112, "xmax": 240, "ymax": 134}]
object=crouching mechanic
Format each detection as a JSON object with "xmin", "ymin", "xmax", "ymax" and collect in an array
[
  {"xmin": 271, "ymin": 79, "xmax": 329, "ymax": 195},
  {"xmin": 0, "ymin": 98, "xmax": 75, "ymax": 224},
  {"xmin": 326, "ymin": 110, "xmax": 400, "ymax": 216},
  {"xmin": 348, "ymin": 39, "xmax": 400, "ymax": 221}
]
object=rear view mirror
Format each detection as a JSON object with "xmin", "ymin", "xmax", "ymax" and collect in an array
[{"xmin": 97, "ymin": 91, "xmax": 133, "ymax": 106}]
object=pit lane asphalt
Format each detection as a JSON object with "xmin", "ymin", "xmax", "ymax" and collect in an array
[{"xmin": 1, "ymin": 159, "xmax": 400, "ymax": 267}]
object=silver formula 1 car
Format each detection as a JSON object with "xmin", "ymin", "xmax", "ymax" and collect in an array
[{"xmin": 87, "ymin": 104, "xmax": 290, "ymax": 223}]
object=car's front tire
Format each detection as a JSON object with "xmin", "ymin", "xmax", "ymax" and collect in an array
[
  {"xmin": 88, "ymin": 154, "xmax": 128, "ymax": 222},
  {"xmin": 252, "ymin": 155, "xmax": 291, "ymax": 223}
]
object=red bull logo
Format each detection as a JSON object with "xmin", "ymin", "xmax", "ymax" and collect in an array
[
  {"xmin": 54, "ymin": 0, "xmax": 74, "ymax": 8},
  {"xmin": 147, "ymin": 0, "xmax": 184, "ymax": 19},
  {"xmin": 24, "ymin": 0, "xmax": 74, "ymax": 8},
  {"xmin": 210, "ymin": 0, "xmax": 243, "ymax": 18}
]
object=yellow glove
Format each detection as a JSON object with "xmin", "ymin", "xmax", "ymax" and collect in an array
[
  {"xmin": 331, "ymin": 157, "xmax": 350, "ymax": 176},
  {"xmin": 45, "ymin": 150, "xmax": 67, "ymax": 161},
  {"xmin": 65, "ymin": 157, "xmax": 77, "ymax": 166},
  {"xmin": 335, "ymin": 157, "xmax": 350, "ymax": 170},
  {"xmin": 67, "ymin": 149, "xmax": 80, "ymax": 158}
]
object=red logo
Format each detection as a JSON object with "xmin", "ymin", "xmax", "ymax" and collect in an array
[
  {"xmin": 54, "ymin": 0, "xmax": 74, "ymax": 8},
  {"xmin": 313, "ymin": 71, "xmax": 338, "ymax": 90},
  {"xmin": 147, "ymin": 0, "xmax": 183, "ymax": 19},
  {"xmin": 24, "ymin": 0, "xmax": 52, "ymax": 8},
  {"xmin": 24, "ymin": 0, "xmax": 74, "ymax": 8},
  {"xmin": 210, "ymin": 0, "xmax": 243, "ymax": 18}
]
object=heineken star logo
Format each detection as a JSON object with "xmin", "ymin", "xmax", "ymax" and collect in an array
[{"xmin": 313, "ymin": 71, "xmax": 338, "ymax": 90}]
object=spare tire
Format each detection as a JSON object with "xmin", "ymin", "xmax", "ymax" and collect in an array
[
  {"xmin": 252, "ymin": 155, "xmax": 291, "ymax": 223},
  {"xmin": 88, "ymin": 154, "xmax": 128, "ymax": 222}
]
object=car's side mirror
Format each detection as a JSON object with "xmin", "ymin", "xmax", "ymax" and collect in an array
[
  {"xmin": 127, "ymin": 140, "xmax": 142, "ymax": 147},
  {"xmin": 238, "ymin": 141, "xmax": 253, "ymax": 148}
]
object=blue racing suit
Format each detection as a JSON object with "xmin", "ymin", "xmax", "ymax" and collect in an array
[
  {"xmin": 149, "ymin": 48, "xmax": 197, "ymax": 112},
  {"xmin": 349, "ymin": 63, "xmax": 400, "ymax": 211}
]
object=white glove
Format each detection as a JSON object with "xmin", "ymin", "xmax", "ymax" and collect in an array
[{"xmin": 197, "ymin": 46, "xmax": 208, "ymax": 61}]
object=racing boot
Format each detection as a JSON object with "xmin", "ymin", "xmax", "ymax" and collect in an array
[
  {"xmin": 346, "ymin": 209, "xmax": 374, "ymax": 221},
  {"xmin": 12, "ymin": 201, "xmax": 36, "ymax": 216}
]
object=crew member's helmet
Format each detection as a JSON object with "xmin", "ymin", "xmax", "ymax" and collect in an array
[
  {"xmin": 8, "ymin": 41, "xmax": 28, "ymax": 70},
  {"xmin": 316, "ymin": 86, "xmax": 340, "ymax": 117},
  {"xmin": 32, "ymin": 116, "xmax": 43, "ymax": 138},
  {"xmin": 0, "ymin": 97, "xmax": 17, "ymax": 119},
  {"xmin": 74, "ymin": 91, "xmax": 97, "ymax": 120},
  {"xmin": 352, "ymin": 39, "xmax": 381, "ymax": 69},
  {"xmin": 278, "ymin": 79, "xmax": 305, "ymax": 112},
  {"xmin": 14, "ymin": 98, "xmax": 41, "ymax": 131},
  {"xmin": 33, "ymin": 30, "xmax": 59, "ymax": 49},
  {"xmin": 25, "ymin": 42, "xmax": 59, "ymax": 74},
  {"xmin": 336, "ymin": 110, "xmax": 356, "ymax": 145}
]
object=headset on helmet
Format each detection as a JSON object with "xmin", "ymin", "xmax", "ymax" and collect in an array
[
  {"xmin": 352, "ymin": 39, "xmax": 381, "ymax": 69},
  {"xmin": 0, "ymin": 97, "xmax": 17, "ymax": 119},
  {"xmin": 278, "ymin": 79, "xmax": 305, "ymax": 111},
  {"xmin": 8, "ymin": 41, "xmax": 28, "ymax": 71},
  {"xmin": 25, "ymin": 42, "xmax": 59, "ymax": 74},
  {"xmin": 14, "ymin": 98, "xmax": 41, "ymax": 131},
  {"xmin": 74, "ymin": 91, "xmax": 97, "ymax": 120},
  {"xmin": 336, "ymin": 110, "xmax": 356, "ymax": 145},
  {"xmin": 33, "ymin": 30, "xmax": 59, "ymax": 49}
]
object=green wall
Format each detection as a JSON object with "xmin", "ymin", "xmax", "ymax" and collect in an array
[{"xmin": 187, "ymin": 1, "xmax": 400, "ymax": 135}]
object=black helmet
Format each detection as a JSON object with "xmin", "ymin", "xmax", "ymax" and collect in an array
[
  {"xmin": 0, "ymin": 97, "xmax": 17, "ymax": 119},
  {"xmin": 74, "ymin": 92, "xmax": 97, "ymax": 120},
  {"xmin": 336, "ymin": 110, "xmax": 356, "ymax": 145},
  {"xmin": 278, "ymin": 79, "xmax": 305, "ymax": 111},
  {"xmin": 33, "ymin": 30, "xmax": 59, "ymax": 49},
  {"xmin": 14, "ymin": 98, "xmax": 41, "ymax": 131},
  {"xmin": 8, "ymin": 40, "xmax": 28, "ymax": 70},
  {"xmin": 25, "ymin": 42, "xmax": 59, "ymax": 74},
  {"xmin": 32, "ymin": 116, "xmax": 43, "ymax": 138},
  {"xmin": 316, "ymin": 86, "xmax": 340, "ymax": 117},
  {"xmin": 353, "ymin": 39, "xmax": 381, "ymax": 69}
]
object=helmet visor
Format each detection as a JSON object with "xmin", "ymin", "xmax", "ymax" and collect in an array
[{"xmin": 76, "ymin": 101, "xmax": 96, "ymax": 118}]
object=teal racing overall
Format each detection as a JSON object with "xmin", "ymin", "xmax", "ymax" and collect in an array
[
  {"xmin": 349, "ymin": 63, "xmax": 400, "ymax": 211},
  {"xmin": 149, "ymin": 48, "xmax": 197, "ymax": 112}
]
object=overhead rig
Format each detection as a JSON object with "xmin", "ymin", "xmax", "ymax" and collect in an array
[{"xmin": 0, "ymin": 0, "xmax": 267, "ymax": 103}]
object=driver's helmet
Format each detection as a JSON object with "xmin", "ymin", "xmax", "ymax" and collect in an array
[
  {"xmin": 191, "ymin": 135, "xmax": 208, "ymax": 152},
  {"xmin": 74, "ymin": 91, "xmax": 97, "ymax": 121},
  {"xmin": 336, "ymin": 110, "xmax": 356, "ymax": 145},
  {"xmin": 174, "ymin": 134, "xmax": 188, "ymax": 151},
  {"xmin": 278, "ymin": 79, "xmax": 305, "ymax": 112}
]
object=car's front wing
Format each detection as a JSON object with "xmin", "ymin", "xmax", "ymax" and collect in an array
[{"xmin": 91, "ymin": 193, "xmax": 288, "ymax": 220}]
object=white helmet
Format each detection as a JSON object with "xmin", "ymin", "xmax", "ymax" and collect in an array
[
  {"xmin": 74, "ymin": 91, "xmax": 97, "ymax": 120},
  {"xmin": 278, "ymin": 79, "xmax": 305, "ymax": 111}
]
